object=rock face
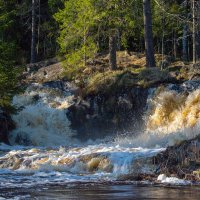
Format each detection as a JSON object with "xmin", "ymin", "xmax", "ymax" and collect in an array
[
  {"xmin": 23, "ymin": 61, "xmax": 65, "ymax": 85},
  {"xmin": 26, "ymin": 58, "xmax": 59, "ymax": 73},
  {"xmin": 68, "ymin": 88, "xmax": 148, "ymax": 140},
  {"xmin": 154, "ymin": 135, "xmax": 200, "ymax": 181},
  {"xmin": 20, "ymin": 58, "xmax": 200, "ymax": 143},
  {"xmin": 0, "ymin": 109, "xmax": 15, "ymax": 144}
]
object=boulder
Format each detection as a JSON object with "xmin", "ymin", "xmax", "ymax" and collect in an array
[
  {"xmin": 0, "ymin": 109, "xmax": 15, "ymax": 144},
  {"xmin": 67, "ymin": 88, "xmax": 148, "ymax": 140},
  {"xmin": 153, "ymin": 135, "xmax": 200, "ymax": 181}
]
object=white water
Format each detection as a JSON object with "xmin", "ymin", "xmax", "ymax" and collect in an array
[
  {"xmin": 0, "ymin": 144, "xmax": 165, "ymax": 188},
  {"xmin": 157, "ymin": 174, "xmax": 191, "ymax": 185},
  {"xmin": 9, "ymin": 83, "xmax": 77, "ymax": 146},
  {"xmin": 1, "ymin": 82, "xmax": 200, "ymax": 189}
]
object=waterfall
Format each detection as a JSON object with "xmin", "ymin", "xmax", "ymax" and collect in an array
[
  {"xmin": 1, "ymin": 81, "xmax": 200, "ymax": 186},
  {"xmin": 9, "ymin": 83, "xmax": 77, "ymax": 146},
  {"xmin": 8, "ymin": 80, "xmax": 200, "ymax": 147},
  {"xmin": 114, "ymin": 81, "xmax": 200, "ymax": 148}
]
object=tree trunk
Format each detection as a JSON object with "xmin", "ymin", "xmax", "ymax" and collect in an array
[
  {"xmin": 161, "ymin": 15, "xmax": 165, "ymax": 67},
  {"xmin": 31, "ymin": 0, "xmax": 36, "ymax": 63},
  {"xmin": 192, "ymin": 0, "xmax": 196, "ymax": 64},
  {"xmin": 117, "ymin": 29, "xmax": 121, "ymax": 50},
  {"xmin": 37, "ymin": 0, "xmax": 41, "ymax": 57},
  {"xmin": 143, "ymin": 0, "xmax": 156, "ymax": 68},
  {"xmin": 173, "ymin": 31, "xmax": 177, "ymax": 60},
  {"xmin": 196, "ymin": 0, "xmax": 200, "ymax": 61},
  {"xmin": 83, "ymin": 18, "xmax": 87, "ymax": 67},
  {"xmin": 109, "ymin": 33, "xmax": 117, "ymax": 70},
  {"xmin": 182, "ymin": 25, "xmax": 188, "ymax": 61}
]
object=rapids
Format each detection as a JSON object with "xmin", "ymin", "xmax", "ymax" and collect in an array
[
  {"xmin": 9, "ymin": 80, "xmax": 200, "ymax": 148},
  {"xmin": 0, "ymin": 144, "xmax": 164, "ymax": 186},
  {"xmin": 1, "ymin": 80, "xmax": 200, "ymax": 194},
  {"xmin": 9, "ymin": 83, "xmax": 76, "ymax": 146}
]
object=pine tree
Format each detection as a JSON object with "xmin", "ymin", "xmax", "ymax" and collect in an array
[
  {"xmin": 0, "ymin": 1, "xmax": 21, "ymax": 109},
  {"xmin": 0, "ymin": 42, "xmax": 20, "ymax": 110},
  {"xmin": 54, "ymin": 0, "xmax": 100, "ymax": 78},
  {"xmin": 96, "ymin": 0, "xmax": 140, "ymax": 70}
]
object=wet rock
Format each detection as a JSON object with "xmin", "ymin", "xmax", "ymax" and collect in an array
[
  {"xmin": 42, "ymin": 81, "xmax": 79, "ymax": 94},
  {"xmin": 24, "ymin": 62, "xmax": 66, "ymax": 84},
  {"xmin": 26, "ymin": 58, "xmax": 58, "ymax": 73},
  {"xmin": 181, "ymin": 80, "xmax": 200, "ymax": 91},
  {"xmin": 153, "ymin": 135, "xmax": 200, "ymax": 181},
  {"xmin": 0, "ymin": 109, "xmax": 15, "ymax": 144},
  {"xmin": 117, "ymin": 173, "xmax": 156, "ymax": 181},
  {"xmin": 68, "ymin": 88, "xmax": 148, "ymax": 140},
  {"xmin": 181, "ymin": 63, "xmax": 200, "ymax": 81},
  {"xmin": 42, "ymin": 81, "xmax": 65, "ymax": 91},
  {"xmin": 0, "ymin": 154, "xmax": 23, "ymax": 170}
]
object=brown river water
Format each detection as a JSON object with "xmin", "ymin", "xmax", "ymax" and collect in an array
[{"xmin": 1, "ymin": 183, "xmax": 200, "ymax": 200}]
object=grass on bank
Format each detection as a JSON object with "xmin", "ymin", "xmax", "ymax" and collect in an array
[
  {"xmin": 84, "ymin": 67, "xmax": 173, "ymax": 96},
  {"xmin": 60, "ymin": 51, "xmax": 180, "ymax": 96}
]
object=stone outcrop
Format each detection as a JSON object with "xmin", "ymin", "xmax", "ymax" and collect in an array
[
  {"xmin": 68, "ymin": 87, "xmax": 148, "ymax": 140},
  {"xmin": 153, "ymin": 135, "xmax": 200, "ymax": 181},
  {"xmin": 0, "ymin": 109, "xmax": 15, "ymax": 144}
]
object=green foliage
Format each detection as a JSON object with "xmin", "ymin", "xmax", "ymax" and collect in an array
[
  {"xmin": 55, "ymin": 0, "xmax": 100, "ymax": 77},
  {"xmin": 0, "ymin": 0, "xmax": 29, "ymax": 63},
  {"xmin": 0, "ymin": 0, "xmax": 17, "ymax": 36},
  {"xmin": 152, "ymin": 0, "xmax": 186, "ymax": 56},
  {"xmin": 55, "ymin": 0, "xmax": 144, "ymax": 77},
  {"xmin": 0, "ymin": 0, "xmax": 22, "ymax": 111},
  {"xmin": 0, "ymin": 0, "xmax": 196, "ymax": 67},
  {"xmin": 63, "ymin": 39, "xmax": 97, "ymax": 79},
  {"xmin": 97, "ymin": 0, "xmax": 142, "ymax": 49},
  {"xmin": 0, "ymin": 42, "xmax": 16, "ymax": 65},
  {"xmin": 0, "ymin": 41, "xmax": 20, "ymax": 111}
]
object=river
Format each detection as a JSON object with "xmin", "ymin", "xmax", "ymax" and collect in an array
[
  {"xmin": 1, "ymin": 82, "xmax": 200, "ymax": 199},
  {"xmin": 1, "ymin": 183, "xmax": 200, "ymax": 199}
]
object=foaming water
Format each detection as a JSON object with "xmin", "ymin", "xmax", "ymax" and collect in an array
[
  {"xmin": 111, "ymin": 85, "xmax": 200, "ymax": 148},
  {"xmin": 114, "ymin": 123, "xmax": 199, "ymax": 148},
  {"xmin": 136, "ymin": 88, "xmax": 200, "ymax": 148},
  {"xmin": 9, "ymin": 83, "xmax": 77, "ymax": 146},
  {"xmin": 114, "ymin": 87, "xmax": 200, "ymax": 148},
  {"xmin": 0, "ymin": 143, "xmax": 164, "ymax": 190},
  {"xmin": 0, "ymin": 144, "xmax": 163, "ymax": 175},
  {"xmin": 9, "ymin": 82, "xmax": 200, "ymax": 148},
  {"xmin": 2, "ymin": 82, "xmax": 200, "ymax": 193},
  {"xmin": 147, "ymin": 89, "xmax": 200, "ymax": 133}
]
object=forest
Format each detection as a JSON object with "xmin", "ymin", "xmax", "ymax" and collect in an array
[{"xmin": 1, "ymin": 0, "xmax": 200, "ymax": 99}]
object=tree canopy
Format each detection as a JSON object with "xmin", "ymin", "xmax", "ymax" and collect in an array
[{"xmin": 1, "ymin": 0, "xmax": 200, "ymax": 103}]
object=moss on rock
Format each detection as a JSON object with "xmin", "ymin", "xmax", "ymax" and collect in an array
[{"xmin": 84, "ymin": 68, "xmax": 174, "ymax": 96}]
